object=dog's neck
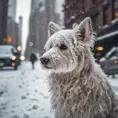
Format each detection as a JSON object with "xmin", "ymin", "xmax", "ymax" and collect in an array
[
  {"xmin": 48, "ymin": 54, "xmax": 98, "ymax": 115},
  {"xmin": 48, "ymin": 50, "xmax": 112, "ymax": 116}
]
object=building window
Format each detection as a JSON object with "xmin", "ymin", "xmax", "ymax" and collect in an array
[
  {"xmin": 103, "ymin": 7, "xmax": 108, "ymax": 25},
  {"xmin": 91, "ymin": 14, "xmax": 98, "ymax": 31},
  {"xmin": 92, "ymin": 0, "xmax": 95, "ymax": 4},
  {"xmin": 114, "ymin": 0, "xmax": 118, "ymax": 19},
  {"xmin": 82, "ymin": 0, "xmax": 85, "ymax": 10},
  {"xmin": 66, "ymin": 10, "xmax": 70, "ymax": 19}
]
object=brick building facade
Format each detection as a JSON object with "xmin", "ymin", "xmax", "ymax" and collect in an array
[
  {"xmin": 64, "ymin": 0, "xmax": 118, "ymax": 60},
  {"xmin": 64, "ymin": 0, "xmax": 117, "ymax": 29}
]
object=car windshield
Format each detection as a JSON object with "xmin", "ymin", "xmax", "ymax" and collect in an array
[{"xmin": 0, "ymin": 46, "xmax": 12, "ymax": 54}]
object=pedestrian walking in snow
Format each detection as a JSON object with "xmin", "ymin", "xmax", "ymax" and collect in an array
[{"xmin": 30, "ymin": 53, "xmax": 37, "ymax": 69}]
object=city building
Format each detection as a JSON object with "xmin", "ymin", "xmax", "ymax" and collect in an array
[
  {"xmin": 31, "ymin": 0, "xmax": 44, "ymax": 12},
  {"xmin": 64, "ymin": 0, "xmax": 118, "ymax": 61},
  {"xmin": 18, "ymin": 16, "xmax": 23, "ymax": 49},
  {"xmin": 25, "ymin": 0, "xmax": 62, "ymax": 59},
  {"xmin": 0, "ymin": 0, "xmax": 8, "ymax": 44},
  {"xmin": 7, "ymin": 16, "xmax": 19, "ymax": 47},
  {"xmin": 25, "ymin": 36, "xmax": 31, "ymax": 59},
  {"xmin": 7, "ymin": 0, "xmax": 22, "ymax": 51},
  {"xmin": 45, "ymin": 0, "xmax": 56, "ymax": 23},
  {"xmin": 8, "ymin": 0, "xmax": 17, "ymax": 21}
]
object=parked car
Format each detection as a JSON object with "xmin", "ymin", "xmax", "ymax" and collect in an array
[
  {"xmin": 0, "ymin": 45, "xmax": 21, "ymax": 70},
  {"xmin": 99, "ymin": 47, "xmax": 118, "ymax": 77}
]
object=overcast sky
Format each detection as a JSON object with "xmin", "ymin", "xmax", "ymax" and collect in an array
[{"xmin": 16, "ymin": 0, "xmax": 64, "ymax": 52}]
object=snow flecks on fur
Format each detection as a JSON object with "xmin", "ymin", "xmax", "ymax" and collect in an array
[
  {"xmin": 47, "ymin": 49, "xmax": 116, "ymax": 118},
  {"xmin": 40, "ymin": 17, "xmax": 118, "ymax": 118},
  {"xmin": 49, "ymin": 66, "xmax": 118, "ymax": 118}
]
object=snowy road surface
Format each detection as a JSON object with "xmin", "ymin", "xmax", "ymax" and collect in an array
[
  {"xmin": 0, "ymin": 61, "xmax": 54, "ymax": 118},
  {"xmin": 0, "ymin": 61, "xmax": 118, "ymax": 118}
]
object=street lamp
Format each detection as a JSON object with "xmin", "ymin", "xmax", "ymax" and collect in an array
[
  {"xmin": 97, "ymin": 46, "xmax": 104, "ymax": 51},
  {"xmin": 7, "ymin": 36, "xmax": 13, "ymax": 43},
  {"xmin": 17, "ymin": 46, "xmax": 22, "ymax": 51},
  {"xmin": 29, "ymin": 42, "xmax": 33, "ymax": 47}
]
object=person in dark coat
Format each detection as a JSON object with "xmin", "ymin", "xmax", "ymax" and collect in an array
[{"xmin": 30, "ymin": 53, "xmax": 37, "ymax": 69}]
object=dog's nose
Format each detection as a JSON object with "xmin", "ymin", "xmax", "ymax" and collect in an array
[{"xmin": 40, "ymin": 57, "xmax": 49, "ymax": 65}]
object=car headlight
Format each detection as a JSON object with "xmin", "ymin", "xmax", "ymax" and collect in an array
[
  {"xmin": 20, "ymin": 56, "xmax": 25, "ymax": 61},
  {"xmin": 12, "ymin": 56, "xmax": 16, "ymax": 60}
]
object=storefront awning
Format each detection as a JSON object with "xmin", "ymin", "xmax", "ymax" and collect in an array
[{"xmin": 97, "ymin": 30, "xmax": 118, "ymax": 41}]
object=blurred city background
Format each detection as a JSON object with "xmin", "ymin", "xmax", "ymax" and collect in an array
[
  {"xmin": 0, "ymin": 0, "xmax": 118, "ymax": 118},
  {"xmin": 0, "ymin": 0, "xmax": 118, "ymax": 73}
]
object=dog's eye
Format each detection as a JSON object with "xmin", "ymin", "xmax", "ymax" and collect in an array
[
  {"xmin": 50, "ymin": 45, "xmax": 53, "ymax": 49},
  {"xmin": 60, "ymin": 44, "xmax": 68, "ymax": 50}
]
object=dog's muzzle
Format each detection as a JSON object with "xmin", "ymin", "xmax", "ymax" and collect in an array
[{"xmin": 40, "ymin": 57, "xmax": 49, "ymax": 65}]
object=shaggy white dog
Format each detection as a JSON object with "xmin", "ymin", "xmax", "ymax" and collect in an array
[{"xmin": 40, "ymin": 17, "xmax": 118, "ymax": 118}]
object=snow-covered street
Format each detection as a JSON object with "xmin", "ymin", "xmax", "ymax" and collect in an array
[
  {"xmin": 0, "ymin": 61, "xmax": 54, "ymax": 118},
  {"xmin": 0, "ymin": 61, "xmax": 118, "ymax": 118}
]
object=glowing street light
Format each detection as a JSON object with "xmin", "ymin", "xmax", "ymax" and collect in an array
[
  {"xmin": 114, "ymin": 60, "xmax": 117, "ymax": 64},
  {"xmin": 7, "ymin": 36, "xmax": 13, "ymax": 43},
  {"xmin": 29, "ymin": 42, "xmax": 33, "ymax": 47},
  {"xmin": 17, "ymin": 46, "xmax": 22, "ymax": 51},
  {"xmin": 97, "ymin": 46, "xmax": 104, "ymax": 51},
  {"xmin": 20, "ymin": 56, "xmax": 25, "ymax": 61},
  {"xmin": 12, "ymin": 56, "xmax": 16, "ymax": 60}
]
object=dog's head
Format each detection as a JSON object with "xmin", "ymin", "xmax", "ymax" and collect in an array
[{"xmin": 40, "ymin": 17, "xmax": 95, "ymax": 73}]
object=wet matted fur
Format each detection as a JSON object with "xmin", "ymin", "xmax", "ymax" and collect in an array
[{"xmin": 40, "ymin": 17, "xmax": 118, "ymax": 118}]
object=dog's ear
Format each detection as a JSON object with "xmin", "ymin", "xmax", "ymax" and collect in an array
[
  {"xmin": 48, "ymin": 22, "xmax": 61, "ymax": 37},
  {"xmin": 74, "ymin": 17, "xmax": 93, "ymax": 44},
  {"xmin": 72, "ymin": 23, "xmax": 79, "ymax": 29}
]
